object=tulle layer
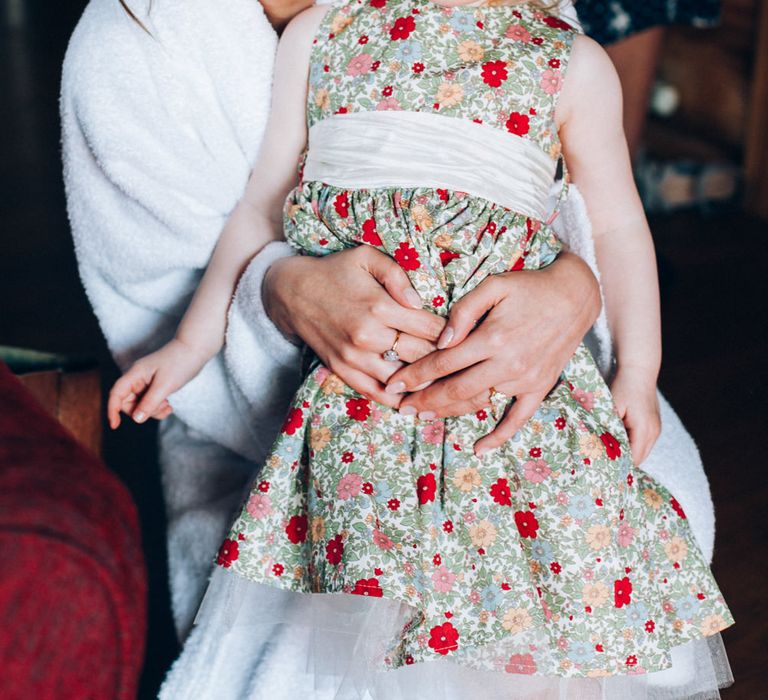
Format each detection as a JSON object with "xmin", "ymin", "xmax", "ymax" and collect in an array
[{"xmin": 194, "ymin": 568, "xmax": 733, "ymax": 699}]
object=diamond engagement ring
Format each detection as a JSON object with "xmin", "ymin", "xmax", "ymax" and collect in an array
[
  {"xmin": 488, "ymin": 386, "xmax": 507, "ymax": 420},
  {"xmin": 383, "ymin": 331, "xmax": 402, "ymax": 362}
]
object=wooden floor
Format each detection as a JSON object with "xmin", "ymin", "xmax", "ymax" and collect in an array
[{"xmin": 1, "ymin": 2, "xmax": 765, "ymax": 697}]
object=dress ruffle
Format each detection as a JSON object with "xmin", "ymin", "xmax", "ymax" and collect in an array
[{"xmin": 196, "ymin": 567, "xmax": 733, "ymax": 699}]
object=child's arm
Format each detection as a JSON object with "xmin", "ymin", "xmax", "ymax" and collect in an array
[
  {"xmin": 556, "ymin": 35, "xmax": 662, "ymax": 464},
  {"xmin": 107, "ymin": 6, "xmax": 329, "ymax": 429}
]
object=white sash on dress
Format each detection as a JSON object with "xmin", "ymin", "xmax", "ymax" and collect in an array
[{"xmin": 303, "ymin": 110, "xmax": 558, "ymax": 221}]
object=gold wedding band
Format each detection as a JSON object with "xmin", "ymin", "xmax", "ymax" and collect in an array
[{"xmin": 383, "ymin": 331, "xmax": 402, "ymax": 362}]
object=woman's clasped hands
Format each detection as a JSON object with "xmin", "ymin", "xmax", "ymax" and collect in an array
[{"xmin": 264, "ymin": 246, "xmax": 602, "ymax": 456}]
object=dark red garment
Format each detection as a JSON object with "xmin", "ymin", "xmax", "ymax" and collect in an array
[{"xmin": 0, "ymin": 361, "xmax": 146, "ymax": 699}]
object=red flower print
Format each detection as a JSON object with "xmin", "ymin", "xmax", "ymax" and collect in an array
[
  {"xmin": 505, "ymin": 653, "xmax": 537, "ymax": 675},
  {"xmin": 481, "ymin": 60, "xmax": 508, "ymax": 87},
  {"xmin": 334, "ymin": 192, "xmax": 349, "ymax": 218},
  {"xmin": 543, "ymin": 16, "xmax": 572, "ymax": 30},
  {"xmin": 432, "ymin": 295, "xmax": 445, "ymax": 308},
  {"xmin": 529, "ymin": 447, "xmax": 541, "ymax": 458},
  {"xmin": 362, "ymin": 481, "xmax": 374, "ymax": 494},
  {"xmin": 370, "ymin": 0, "xmax": 386, "ymax": 7},
  {"xmin": 413, "ymin": 62, "xmax": 425, "ymax": 73},
  {"xmin": 361, "ymin": 218, "xmax": 382, "ymax": 246},
  {"xmin": 257, "ymin": 480, "xmax": 270, "ymax": 492},
  {"xmin": 439, "ymin": 250, "xmax": 460, "ymax": 266},
  {"xmin": 346, "ymin": 398, "xmax": 371, "ymax": 422},
  {"xmin": 490, "ymin": 478, "xmax": 512, "ymax": 507},
  {"xmin": 514, "ymin": 510, "xmax": 539, "ymax": 538},
  {"xmin": 326, "ymin": 534, "xmax": 344, "ymax": 565},
  {"xmin": 272, "ymin": 563, "xmax": 284, "ymax": 576},
  {"xmin": 285, "ymin": 514, "xmax": 308, "ymax": 544},
  {"xmin": 443, "ymin": 520, "xmax": 453, "ymax": 533},
  {"xmin": 417, "ymin": 473, "xmax": 437, "ymax": 504},
  {"xmin": 625, "ymin": 655, "xmax": 638, "ymax": 667},
  {"xmin": 216, "ymin": 538, "xmax": 239, "ymax": 568},
  {"xmin": 436, "ymin": 188, "xmax": 449, "ymax": 202},
  {"xmin": 341, "ymin": 451, "xmax": 355, "ymax": 463},
  {"xmin": 282, "ymin": 407, "xmax": 304, "ymax": 435},
  {"xmin": 670, "ymin": 497, "xmax": 687, "ymax": 519},
  {"xmin": 428, "ymin": 622, "xmax": 459, "ymax": 655},
  {"xmin": 433, "ymin": 553, "xmax": 441, "ymax": 566},
  {"xmin": 387, "ymin": 498, "xmax": 401, "ymax": 511},
  {"xmin": 351, "ymin": 577, "xmax": 384, "ymax": 597},
  {"xmin": 549, "ymin": 561, "xmax": 562, "ymax": 574},
  {"xmin": 394, "ymin": 241, "xmax": 421, "ymax": 270},
  {"xmin": 548, "ymin": 58, "xmax": 561, "ymax": 68},
  {"xmin": 358, "ymin": 35, "xmax": 369, "ymax": 45},
  {"xmin": 371, "ymin": 60, "xmax": 381, "ymax": 71},
  {"xmin": 476, "ymin": 409, "xmax": 487, "ymax": 421},
  {"xmin": 645, "ymin": 620, "xmax": 655, "ymax": 633},
  {"xmin": 382, "ymin": 85, "xmax": 393, "ymax": 97},
  {"xmin": 614, "ymin": 576, "xmax": 633, "ymax": 608},
  {"xmin": 505, "ymin": 111, "xmax": 530, "ymax": 136},
  {"xmin": 532, "ymin": 37, "xmax": 544, "ymax": 46},
  {"xmin": 405, "ymin": 655, "xmax": 415, "ymax": 665},
  {"xmin": 555, "ymin": 416, "xmax": 566, "ymax": 430},
  {"xmin": 390, "ymin": 15, "xmax": 415, "ymax": 40},
  {"xmin": 600, "ymin": 432, "xmax": 622, "ymax": 460}
]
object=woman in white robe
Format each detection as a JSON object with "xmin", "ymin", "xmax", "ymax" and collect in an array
[{"xmin": 60, "ymin": 0, "xmax": 718, "ymax": 694}]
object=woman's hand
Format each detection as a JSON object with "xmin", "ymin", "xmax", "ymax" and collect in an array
[
  {"xmin": 264, "ymin": 246, "xmax": 446, "ymax": 407},
  {"xmin": 383, "ymin": 253, "xmax": 601, "ymax": 455},
  {"xmin": 107, "ymin": 339, "xmax": 210, "ymax": 429},
  {"xmin": 610, "ymin": 368, "xmax": 661, "ymax": 465}
]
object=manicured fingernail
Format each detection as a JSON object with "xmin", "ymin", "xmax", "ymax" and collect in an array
[
  {"xmin": 133, "ymin": 411, "xmax": 146, "ymax": 423},
  {"xmin": 405, "ymin": 289, "xmax": 422, "ymax": 308},
  {"xmin": 413, "ymin": 381, "xmax": 432, "ymax": 391},
  {"xmin": 386, "ymin": 381, "xmax": 406, "ymax": 394},
  {"xmin": 399, "ymin": 405, "xmax": 417, "ymax": 416},
  {"xmin": 418, "ymin": 411, "xmax": 437, "ymax": 421},
  {"xmin": 437, "ymin": 326, "xmax": 454, "ymax": 349}
]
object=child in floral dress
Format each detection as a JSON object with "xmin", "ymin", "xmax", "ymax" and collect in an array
[{"xmin": 110, "ymin": 0, "xmax": 733, "ymax": 696}]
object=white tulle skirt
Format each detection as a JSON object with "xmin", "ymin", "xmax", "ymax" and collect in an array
[{"xmin": 192, "ymin": 567, "xmax": 732, "ymax": 700}]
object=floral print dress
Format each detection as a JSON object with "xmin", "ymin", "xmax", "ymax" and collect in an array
[{"xmin": 216, "ymin": 0, "xmax": 733, "ymax": 680}]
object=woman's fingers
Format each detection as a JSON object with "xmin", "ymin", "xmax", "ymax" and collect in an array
[
  {"xmin": 382, "ymin": 331, "xmax": 437, "ymax": 364},
  {"xmin": 387, "ymin": 334, "xmax": 492, "ymax": 405},
  {"xmin": 364, "ymin": 246, "xmax": 425, "ymax": 312},
  {"xmin": 474, "ymin": 390, "xmax": 549, "ymax": 456},
  {"xmin": 438, "ymin": 277, "xmax": 502, "ymax": 349},
  {"xmin": 332, "ymin": 364, "xmax": 405, "ymax": 409}
]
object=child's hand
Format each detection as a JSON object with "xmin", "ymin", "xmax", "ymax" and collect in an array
[
  {"xmin": 610, "ymin": 369, "xmax": 661, "ymax": 465},
  {"xmin": 107, "ymin": 339, "xmax": 210, "ymax": 429}
]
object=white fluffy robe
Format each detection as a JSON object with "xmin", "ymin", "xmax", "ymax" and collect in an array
[{"xmin": 61, "ymin": 0, "xmax": 715, "ymax": 694}]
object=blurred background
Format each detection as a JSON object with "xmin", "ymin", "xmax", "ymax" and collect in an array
[{"xmin": 0, "ymin": 0, "xmax": 766, "ymax": 697}]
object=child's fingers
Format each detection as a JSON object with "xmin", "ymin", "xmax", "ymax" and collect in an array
[
  {"xmin": 151, "ymin": 401, "xmax": 174, "ymax": 421},
  {"xmin": 629, "ymin": 417, "xmax": 661, "ymax": 466},
  {"xmin": 108, "ymin": 372, "xmax": 148, "ymax": 429},
  {"xmin": 132, "ymin": 378, "xmax": 173, "ymax": 424}
]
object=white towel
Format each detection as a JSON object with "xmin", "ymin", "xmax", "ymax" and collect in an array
[{"xmin": 61, "ymin": 0, "xmax": 714, "ymax": 693}]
